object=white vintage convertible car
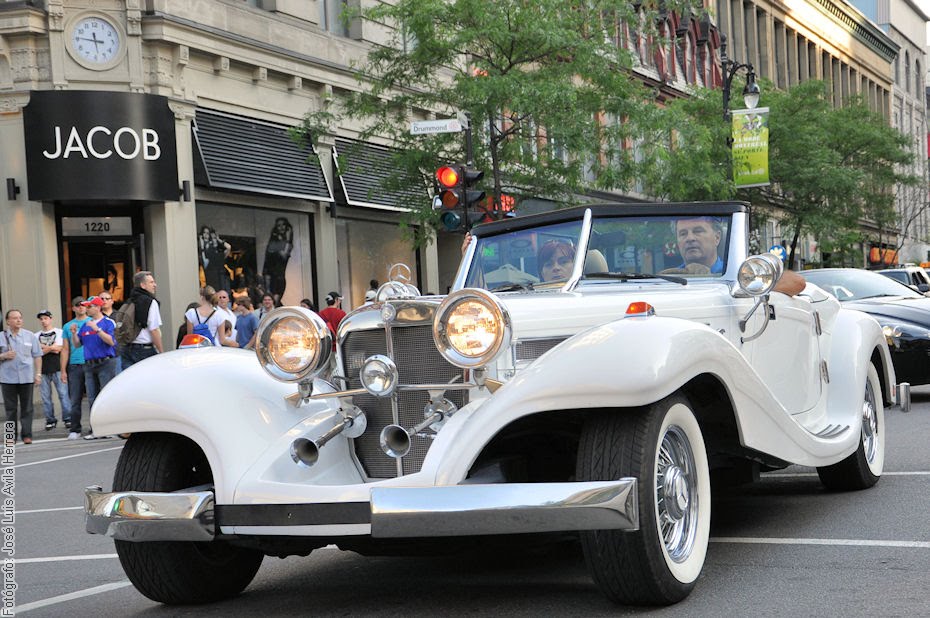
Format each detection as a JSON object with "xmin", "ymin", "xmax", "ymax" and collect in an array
[{"xmin": 85, "ymin": 202, "xmax": 893, "ymax": 606}]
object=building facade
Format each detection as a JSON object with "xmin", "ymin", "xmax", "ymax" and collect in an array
[
  {"xmin": 849, "ymin": 0, "xmax": 930, "ymax": 266},
  {"xmin": 711, "ymin": 0, "xmax": 899, "ymax": 266},
  {"xmin": 0, "ymin": 0, "xmax": 440, "ymax": 341}
]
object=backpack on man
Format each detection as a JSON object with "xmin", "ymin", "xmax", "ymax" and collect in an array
[
  {"xmin": 113, "ymin": 302, "xmax": 142, "ymax": 346},
  {"xmin": 192, "ymin": 310, "xmax": 216, "ymax": 344}
]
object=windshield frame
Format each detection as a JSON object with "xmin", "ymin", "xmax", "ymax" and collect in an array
[{"xmin": 456, "ymin": 202, "xmax": 747, "ymax": 293}]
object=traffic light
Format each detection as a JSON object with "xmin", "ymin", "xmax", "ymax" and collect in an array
[
  {"xmin": 435, "ymin": 165, "xmax": 464, "ymax": 209},
  {"xmin": 434, "ymin": 164, "xmax": 486, "ymax": 232},
  {"xmin": 462, "ymin": 167, "xmax": 485, "ymax": 211}
]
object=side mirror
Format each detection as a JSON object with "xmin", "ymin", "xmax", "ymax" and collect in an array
[{"xmin": 737, "ymin": 253, "xmax": 784, "ymax": 343}]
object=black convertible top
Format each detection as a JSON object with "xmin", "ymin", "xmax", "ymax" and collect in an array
[{"xmin": 472, "ymin": 201, "xmax": 749, "ymax": 237}]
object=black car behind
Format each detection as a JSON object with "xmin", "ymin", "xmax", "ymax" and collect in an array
[{"xmin": 804, "ymin": 268, "xmax": 930, "ymax": 386}]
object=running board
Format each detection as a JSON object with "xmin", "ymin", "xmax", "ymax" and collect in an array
[{"xmin": 812, "ymin": 423, "xmax": 851, "ymax": 439}]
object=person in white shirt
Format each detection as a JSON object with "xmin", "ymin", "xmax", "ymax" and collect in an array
[
  {"xmin": 36, "ymin": 310, "xmax": 71, "ymax": 431},
  {"xmin": 213, "ymin": 290, "xmax": 238, "ymax": 346},
  {"xmin": 121, "ymin": 271, "xmax": 164, "ymax": 370},
  {"xmin": 186, "ymin": 286, "xmax": 237, "ymax": 347}
]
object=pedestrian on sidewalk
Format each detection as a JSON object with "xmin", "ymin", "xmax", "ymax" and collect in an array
[
  {"xmin": 98, "ymin": 291, "xmax": 122, "ymax": 373},
  {"xmin": 120, "ymin": 271, "xmax": 164, "ymax": 370},
  {"xmin": 61, "ymin": 296, "xmax": 89, "ymax": 440},
  {"xmin": 0, "ymin": 309, "xmax": 42, "ymax": 444},
  {"xmin": 71, "ymin": 296, "xmax": 117, "ymax": 440},
  {"xmin": 234, "ymin": 297, "xmax": 259, "ymax": 350},
  {"xmin": 36, "ymin": 309, "xmax": 71, "ymax": 431}
]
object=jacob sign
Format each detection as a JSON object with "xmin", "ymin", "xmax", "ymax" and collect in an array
[{"xmin": 24, "ymin": 91, "xmax": 179, "ymax": 201}]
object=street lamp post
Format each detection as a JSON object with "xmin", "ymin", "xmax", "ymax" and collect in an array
[{"xmin": 720, "ymin": 35, "xmax": 761, "ymax": 121}]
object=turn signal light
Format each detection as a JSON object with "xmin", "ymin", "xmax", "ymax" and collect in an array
[{"xmin": 625, "ymin": 302, "xmax": 655, "ymax": 316}]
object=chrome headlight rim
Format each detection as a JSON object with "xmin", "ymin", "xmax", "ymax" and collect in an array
[
  {"xmin": 433, "ymin": 288, "xmax": 512, "ymax": 368},
  {"xmin": 255, "ymin": 306, "xmax": 332, "ymax": 383},
  {"xmin": 738, "ymin": 253, "xmax": 784, "ymax": 296},
  {"xmin": 880, "ymin": 320, "xmax": 930, "ymax": 343}
]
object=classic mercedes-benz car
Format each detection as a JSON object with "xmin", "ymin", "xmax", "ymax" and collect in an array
[{"xmin": 85, "ymin": 202, "xmax": 894, "ymax": 607}]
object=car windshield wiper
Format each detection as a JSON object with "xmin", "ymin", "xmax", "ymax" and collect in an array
[
  {"xmin": 489, "ymin": 282, "xmax": 535, "ymax": 293},
  {"xmin": 585, "ymin": 272, "xmax": 687, "ymax": 286},
  {"xmin": 856, "ymin": 293, "xmax": 901, "ymax": 300}
]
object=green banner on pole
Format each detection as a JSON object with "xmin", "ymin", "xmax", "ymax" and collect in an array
[{"xmin": 732, "ymin": 107, "xmax": 770, "ymax": 188}]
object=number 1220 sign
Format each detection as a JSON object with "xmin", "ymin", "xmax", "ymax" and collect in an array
[{"xmin": 61, "ymin": 216, "xmax": 132, "ymax": 237}]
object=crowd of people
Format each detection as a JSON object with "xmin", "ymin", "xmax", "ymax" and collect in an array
[{"xmin": 0, "ymin": 270, "xmax": 163, "ymax": 444}]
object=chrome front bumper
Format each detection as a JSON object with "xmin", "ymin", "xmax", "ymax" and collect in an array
[
  {"xmin": 84, "ymin": 485, "xmax": 215, "ymax": 542},
  {"xmin": 85, "ymin": 479, "xmax": 638, "ymax": 542}
]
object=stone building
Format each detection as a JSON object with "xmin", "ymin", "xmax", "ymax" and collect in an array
[
  {"xmin": 710, "ymin": 0, "xmax": 899, "ymax": 266},
  {"xmin": 849, "ymin": 0, "xmax": 930, "ymax": 266},
  {"xmin": 0, "ymin": 0, "xmax": 440, "ymax": 340}
]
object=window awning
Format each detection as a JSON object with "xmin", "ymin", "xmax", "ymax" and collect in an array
[
  {"xmin": 333, "ymin": 138, "xmax": 427, "ymax": 210},
  {"xmin": 193, "ymin": 109, "xmax": 333, "ymax": 202}
]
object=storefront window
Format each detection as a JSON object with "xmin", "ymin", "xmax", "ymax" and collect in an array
[
  {"xmin": 336, "ymin": 218, "xmax": 418, "ymax": 310},
  {"xmin": 196, "ymin": 203, "xmax": 313, "ymax": 307}
]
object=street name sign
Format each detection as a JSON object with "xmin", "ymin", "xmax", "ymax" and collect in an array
[{"xmin": 410, "ymin": 119, "xmax": 463, "ymax": 135}]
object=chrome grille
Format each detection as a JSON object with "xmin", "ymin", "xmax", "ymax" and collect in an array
[
  {"xmin": 514, "ymin": 337, "xmax": 567, "ymax": 364},
  {"xmin": 342, "ymin": 325, "xmax": 466, "ymax": 479}
]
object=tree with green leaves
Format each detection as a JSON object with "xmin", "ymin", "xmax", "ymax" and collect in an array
[
  {"xmin": 298, "ymin": 0, "xmax": 700, "ymax": 248},
  {"xmin": 646, "ymin": 80, "xmax": 917, "ymax": 268}
]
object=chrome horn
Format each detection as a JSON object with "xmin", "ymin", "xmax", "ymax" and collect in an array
[
  {"xmin": 291, "ymin": 408, "xmax": 367, "ymax": 468},
  {"xmin": 380, "ymin": 412, "xmax": 443, "ymax": 459}
]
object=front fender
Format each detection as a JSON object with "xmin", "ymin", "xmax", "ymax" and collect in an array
[
  {"xmin": 430, "ymin": 317, "xmax": 785, "ymax": 483},
  {"xmin": 90, "ymin": 348, "xmax": 341, "ymax": 502}
]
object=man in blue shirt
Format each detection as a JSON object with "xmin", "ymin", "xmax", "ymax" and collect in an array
[
  {"xmin": 675, "ymin": 217, "xmax": 724, "ymax": 274},
  {"xmin": 61, "ymin": 296, "xmax": 90, "ymax": 440},
  {"xmin": 234, "ymin": 297, "xmax": 259, "ymax": 350},
  {"xmin": 0, "ymin": 309, "xmax": 43, "ymax": 444},
  {"xmin": 70, "ymin": 296, "xmax": 117, "ymax": 440}
]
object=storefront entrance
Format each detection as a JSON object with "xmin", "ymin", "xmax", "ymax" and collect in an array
[
  {"xmin": 57, "ymin": 211, "xmax": 144, "ymax": 315},
  {"xmin": 62, "ymin": 239, "xmax": 139, "ymax": 309}
]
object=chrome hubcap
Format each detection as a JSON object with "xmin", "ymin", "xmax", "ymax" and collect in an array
[
  {"xmin": 862, "ymin": 380, "xmax": 878, "ymax": 464},
  {"xmin": 656, "ymin": 425, "xmax": 698, "ymax": 563}
]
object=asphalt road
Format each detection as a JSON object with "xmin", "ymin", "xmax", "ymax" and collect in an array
[{"xmin": 8, "ymin": 388, "xmax": 930, "ymax": 616}]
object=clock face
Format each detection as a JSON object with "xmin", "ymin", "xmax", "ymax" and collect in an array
[{"xmin": 71, "ymin": 16, "xmax": 121, "ymax": 65}]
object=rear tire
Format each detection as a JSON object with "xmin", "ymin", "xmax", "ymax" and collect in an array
[
  {"xmin": 112, "ymin": 433, "xmax": 263, "ymax": 604},
  {"xmin": 577, "ymin": 395, "xmax": 711, "ymax": 605},
  {"xmin": 817, "ymin": 363, "xmax": 884, "ymax": 491}
]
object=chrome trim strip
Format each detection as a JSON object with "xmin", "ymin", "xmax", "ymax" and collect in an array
[
  {"xmin": 308, "ymin": 383, "xmax": 476, "ymax": 400},
  {"xmin": 84, "ymin": 486, "xmax": 215, "ymax": 542},
  {"xmin": 563, "ymin": 208, "xmax": 593, "ymax": 293},
  {"xmin": 370, "ymin": 479, "xmax": 638, "ymax": 538}
]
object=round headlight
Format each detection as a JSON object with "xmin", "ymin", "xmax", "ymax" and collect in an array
[
  {"xmin": 361, "ymin": 354, "xmax": 398, "ymax": 397},
  {"xmin": 256, "ymin": 307, "xmax": 331, "ymax": 382},
  {"xmin": 738, "ymin": 253, "xmax": 784, "ymax": 296},
  {"xmin": 433, "ymin": 288, "xmax": 512, "ymax": 368}
]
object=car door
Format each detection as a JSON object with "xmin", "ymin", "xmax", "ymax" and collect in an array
[{"xmin": 743, "ymin": 293, "xmax": 823, "ymax": 414}]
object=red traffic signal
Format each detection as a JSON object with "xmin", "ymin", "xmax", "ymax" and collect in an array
[
  {"xmin": 436, "ymin": 166, "xmax": 460, "ymax": 188},
  {"xmin": 435, "ymin": 165, "xmax": 464, "ymax": 209}
]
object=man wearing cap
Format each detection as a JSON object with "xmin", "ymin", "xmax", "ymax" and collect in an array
[
  {"xmin": 36, "ymin": 310, "xmax": 71, "ymax": 431},
  {"xmin": 318, "ymin": 291, "xmax": 346, "ymax": 335},
  {"xmin": 70, "ymin": 296, "xmax": 117, "ymax": 440},
  {"xmin": 0, "ymin": 309, "xmax": 42, "ymax": 444},
  {"xmin": 61, "ymin": 296, "xmax": 90, "ymax": 439}
]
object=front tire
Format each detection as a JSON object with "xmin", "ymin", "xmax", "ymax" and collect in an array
[
  {"xmin": 112, "ymin": 433, "xmax": 263, "ymax": 604},
  {"xmin": 817, "ymin": 362, "xmax": 884, "ymax": 491},
  {"xmin": 577, "ymin": 395, "xmax": 711, "ymax": 605}
]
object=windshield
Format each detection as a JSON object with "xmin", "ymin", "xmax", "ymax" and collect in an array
[
  {"xmin": 804, "ymin": 269, "xmax": 925, "ymax": 301},
  {"xmin": 464, "ymin": 214, "xmax": 732, "ymax": 290}
]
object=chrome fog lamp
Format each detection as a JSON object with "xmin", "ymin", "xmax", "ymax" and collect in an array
[
  {"xmin": 737, "ymin": 253, "xmax": 784, "ymax": 296},
  {"xmin": 256, "ymin": 307, "xmax": 332, "ymax": 382},
  {"xmin": 433, "ymin": 288, "xmax": 512, "ymax": 368},
  {"xmin": 360, "ymin": 354, "xmax": 399, "ymax": 397}
]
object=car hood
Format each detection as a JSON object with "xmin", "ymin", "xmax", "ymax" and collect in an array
[{"xmin": 842, "ymin": 296, "xmax": 930, "ymax": 326}]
